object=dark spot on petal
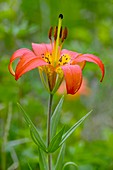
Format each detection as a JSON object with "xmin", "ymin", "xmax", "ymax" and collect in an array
[
  {"xmin": 59, "ymin": 58, "xmax": 62, "ymax": 62},
  {"xmin": 63, "ymin": 62, "xmax": 67, "ymax": 65}
]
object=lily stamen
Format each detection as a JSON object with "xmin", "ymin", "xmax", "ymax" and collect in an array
[
  {"xmin": 61, "ymin": 27, "xmax": 68, "ymax": 43},
  {"xmin": 54, "ymin": 14, "xmax": 63, "ymax": 67},
  {"xmin": 54, "ymin": 26, "xmax": 58, "ymax": 41},
  {"xmin": 48, "ymin": 26, "xmax": 53, "ymax": 43}
]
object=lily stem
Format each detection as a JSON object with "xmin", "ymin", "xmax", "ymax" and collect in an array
[{"xmin": 47, "ymin": 93, "xmax": 53, "ymax": 170}]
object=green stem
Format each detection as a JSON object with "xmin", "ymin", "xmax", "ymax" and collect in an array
[{"xmin": 47, "ymin": 94, "xmax": 53, "ymax": 170}]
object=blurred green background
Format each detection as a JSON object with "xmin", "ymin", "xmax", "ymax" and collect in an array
[{"xmin": 0, "ymin": 0, "xmax": 113, "ymax": 169}]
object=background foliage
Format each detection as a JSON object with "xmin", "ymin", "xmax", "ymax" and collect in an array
[{"xmin": 0, "ymin": 0, "xmax": 113, "ymax": 169}]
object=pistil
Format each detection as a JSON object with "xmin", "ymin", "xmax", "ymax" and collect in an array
[{"xmin": 54, "ymin": 14, "xmax": 63, "ymax": 67}]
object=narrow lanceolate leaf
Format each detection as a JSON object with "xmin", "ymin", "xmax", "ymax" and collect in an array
[
  {"xmin": 48, "ymin": 126, "xmax": 65, "ymax": 153},
  {"xmin": 30, "ymin": 127, "xmax": 46, "ymax": 152},
  {"xmin": 28, "ymin": 163, "xmax": 33, "ymax": 170},
  {"xmin": 51, "ymin": 95, "xmax": 64, "ymax": 138},
  {"xmin": 55, "ymin": 144, "xmax": 65, "ymax": 170},
  {"xmin": 63, "ymin": 162, "xmax": 78, "ymax": 170},
  {"xmin": 59, "ymin": 110, "xmax": 92, "ymax": 146},
  {"xmin": 17, "ymin": 103, "xmax": 46, "ymax": 152},
  {"xmin": 38, "ymin": 148, "xmax": 47, "ymax": 170}
]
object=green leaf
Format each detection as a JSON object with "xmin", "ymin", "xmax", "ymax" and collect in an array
[
  {"xmin": 30, "ymin": 127, "xmax": 46, "ymax": 152},
  {"xmin": 60, "ymin": 110, "xmax": 92, "ymax": 146},
  {"xmin": 63, "ymin": 162, "xmax": 78, "ymax": 169},
  {"xmin": 38, "ymin": 148, "xmax": 48, "ymax": 170},
  {"xmin": 48, "ymin": 126, "xmax": 65, "ymax": 153},
  {"xmin": 55, "ymin": 144, "xmax": 65, "ymax": 170},
  {"xmin": 17, "ymin": 103, "xmax": 46, "ymax": 152},
  {"xmin": 28, "ymin": 163, "xmax": 33, "ymax": 170},
  {"xmin": 51, "ymin": 95, "xmax": 64, "ymax": 138}
]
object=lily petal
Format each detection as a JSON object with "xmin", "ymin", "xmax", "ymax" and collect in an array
[
  {"xmin": 61, "ymin": 65, "xmax": 82, "ymax": 95},
  {"xmin": 61, "ymin": 49, "xmax": 80, "ymax": 59},
  {"xmin": 8, "ymin": 48, "xmax": 35, "ymax": 76},
  {"xmin": 10, "ymin": 48, "xmax": 34, "ymax": 62},
  {"xmin": 73, "ymin": 54, "xmax": 105, "ymax": 82},
  {"xmin": 15, "ymin": 52, "xmax": 37, "ymax": 71},
  {"xmin": 15, "ymin": 58, "xmax": 48, "ymax": 80},
  {"xmin": 32, "ymin": 43, "xmax": 52, "ymax": 57}
]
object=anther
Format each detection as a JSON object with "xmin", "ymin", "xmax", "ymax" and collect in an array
[
  {"xmin": 64, "ymin": 27, "xmax": 68, "ymax": 39},
  {"xmin": 54, "ymin": 26, "xmax": 58, "ymax": 41},
  {"xmin": 48, "ymin": 27, "xmax": 53, "ymax": 40},
  {"xmin": 61, "ymin": 27, "xmax": 68, "ymax": 42}
]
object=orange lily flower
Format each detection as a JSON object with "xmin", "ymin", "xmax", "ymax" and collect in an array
[{"xmin": 9, "ymin": 14, "xmax": 105, "ymax": 95}]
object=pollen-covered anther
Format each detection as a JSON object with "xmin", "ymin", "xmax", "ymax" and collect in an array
[
  {"xmin": 61, "ymin": 27, "xmax": 68, "ymax": 42},
  {"xmin": 54, "ymin": 26, "xmax": 58, "ymax": 41},
  {"xmin": 48, "ymin": 27, "xmax": 53, "ymax": 40}
]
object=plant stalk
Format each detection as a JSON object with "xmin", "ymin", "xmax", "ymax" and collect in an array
[{"xmin": 47, "ymin": 93, "xmax": 53, "ymax": 170}]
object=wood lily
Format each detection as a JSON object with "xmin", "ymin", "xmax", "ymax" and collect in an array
[{"xmin": 9, "ymin": 14, "xmax": 105, "ymax": 95}]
